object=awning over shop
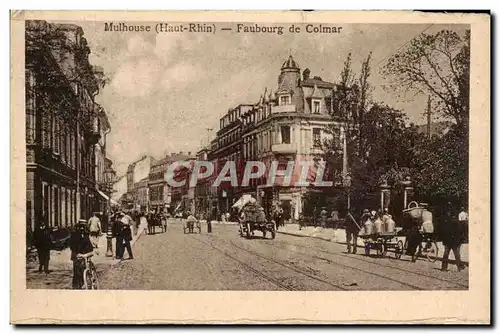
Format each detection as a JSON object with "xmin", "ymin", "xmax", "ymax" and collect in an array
[{"xmin": 97, "ymin": 190, "xmax": 119, "ymax": 206}]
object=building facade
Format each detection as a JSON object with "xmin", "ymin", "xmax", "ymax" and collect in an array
[{"xmin": 26, "ymin": 21, "xmax": 109, "ymax": 232}]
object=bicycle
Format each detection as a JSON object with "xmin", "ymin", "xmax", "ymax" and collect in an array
[
  {"xmin": 404, "ymin": 233, "xmax": 439, "ymax": 263},
  {"xmin": 82, "ymin": 255, "xmax": 99, "ymax": 290}
]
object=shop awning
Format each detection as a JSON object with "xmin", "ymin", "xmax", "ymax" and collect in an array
[{"xmin": 97, "ymin": 190, "xmax": 119, "ymax": 206}]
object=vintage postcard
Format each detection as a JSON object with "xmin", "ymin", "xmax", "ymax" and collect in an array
[{"xmin": 10, "ymin": 10, "xmax": 490, "ymax": 324}]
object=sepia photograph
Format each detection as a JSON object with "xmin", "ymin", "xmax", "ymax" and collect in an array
[{"xmin": 11, "ymin": 10, "xmax": 490, "ymax": 324}]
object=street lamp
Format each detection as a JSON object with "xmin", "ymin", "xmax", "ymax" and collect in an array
[
  {"xmin": 103, "ymin": 167, "xmax": 116, "ymax": 257},
  {"xmin": 343, "ymin": 173, "xmax": 352, "ymax": 212}
]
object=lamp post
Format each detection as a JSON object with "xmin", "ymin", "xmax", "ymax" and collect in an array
[
  {"xmin": 102, "ymin": 167, "xmax": 116, "ymax": 257},
  {"xmin": 343, "ymin": 173, "xmax": 352, "ymax": 212}
]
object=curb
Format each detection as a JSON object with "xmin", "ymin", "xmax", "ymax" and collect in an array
[{"xmin": 277, "ymin": 230, "xmax": 469, "ymax": 265}]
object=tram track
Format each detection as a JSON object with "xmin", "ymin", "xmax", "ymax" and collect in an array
[
  {"xmin": 220, "ymin": 235, "xmax": 424, "ymax": 290},
  {"xmin": 191, "ymin": 234, "xmax": 349, "ymax": 291},
  {"xmin": 275, "ymin": 237, "xmax": 469, "ymax": 289},
  {"xmin": 269, "ymin": 239, "xmax": 468, "ymax": 290}
]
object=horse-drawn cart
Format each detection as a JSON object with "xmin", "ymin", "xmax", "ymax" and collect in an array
[{"xmin": 233, "ymin": 194, "xmax": 276, "ymax": 240}]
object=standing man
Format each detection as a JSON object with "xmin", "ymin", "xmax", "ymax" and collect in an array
[
  {"xmin": 345, "ymin": 212, "xmax": 361, "ymax": 254},
  {"xmin": 113, "ymin": 212, "xmax": 124, "ymax": 259},
  {"xmin": 120, "ymin": 213, "xmax": 134, "ymax": 260},
  {"xmin": 88, "ymin": 212, "xmax": 102, "ymax": 248},
  {"xmin": 33, "ymin": 220, "xmax": 52, "ymax": 274},
  {"xmin": 458, "ymin": 206, "xmax": 468, "ymax": 245},
  {"xmin": 441, "ymin": 218, "xmax": 466, "ymax": 272}
]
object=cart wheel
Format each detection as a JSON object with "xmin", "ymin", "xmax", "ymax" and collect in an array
[
  {"xmin": 424, "ymin": 241, "xmax": 439, "ymax": 262},
  {"xmin": 376, "ymin": 242, "xmax": 385, "ymax": 257},
  {"xmin": 394, "ymin": 240, "xmax": 404, "ymax": 259},
  {"xmin": 246, "ymin": 223, "xmax": 251, "ymax": 239}
]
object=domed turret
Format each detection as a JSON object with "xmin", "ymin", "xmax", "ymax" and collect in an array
[{"xmin": 281, "ymin": 55, "xmax": 300, "ymax": 70}]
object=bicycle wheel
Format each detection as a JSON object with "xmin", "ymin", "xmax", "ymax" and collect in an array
[
  {"xmin": 394, "ymin": 240, "xmax": 404, "ymax": 259},
  {"xmin": 91, "ymin": 268, "xmax": 99, "ymax": 289},
  {"xmin": 83, "ymin": 269, "xmax": 92, "ymax": 290},
  {"xmin": 424, "ymin": 241, "xmax": 439, "ymax": 262}
]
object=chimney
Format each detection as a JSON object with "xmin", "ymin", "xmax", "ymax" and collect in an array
[
  {"xmin": 188, "ymin": 151, "xmax": 192, "ymax": 156},
  {"xmin": 303, "ymin": 68, "xmax": 310, "ymax": 81}
]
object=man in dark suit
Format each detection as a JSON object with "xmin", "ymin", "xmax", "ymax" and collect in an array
[{"xmin": 33, "ymin": 220, "xmax": 52, "ymax": 273}]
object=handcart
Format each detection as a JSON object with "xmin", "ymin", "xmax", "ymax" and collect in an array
[{"xmin": 360, "ymin": 232, "xmax": 404, "ymax": 259}]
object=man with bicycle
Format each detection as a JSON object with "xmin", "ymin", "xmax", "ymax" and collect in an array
[{"xmin": 70, "ymin": 220, "xmax": 95, "ymax": 289}]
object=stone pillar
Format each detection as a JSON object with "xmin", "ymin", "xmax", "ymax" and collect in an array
[{"xmin": 380, "ymin": 182, "xmax": 391, "ymax": 211}]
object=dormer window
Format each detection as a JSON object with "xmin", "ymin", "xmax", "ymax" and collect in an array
[
  {"xmin": 313, "ymin": 100, "xmax": 321, "ymax": 114},
  {"xmin": 280, "ymin": 95, "xmax": 291, "ymax": 106}
]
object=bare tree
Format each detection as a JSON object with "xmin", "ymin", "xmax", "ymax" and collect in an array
[{"xmin": 383, "ymin": 29, "xmax": 470, "ymax": 131}]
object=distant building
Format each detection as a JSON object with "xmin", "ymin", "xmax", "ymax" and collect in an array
[
  {"xmin": 134, "ymin": 177, "xmax": 149, "ymax": 211},
  {"xmin": 112, "ymin": 174, "xmax": 127, "ymax": 203},
  {"xmin": 122, "ymin": 155, "xmax": 155, "ymax": 209}
]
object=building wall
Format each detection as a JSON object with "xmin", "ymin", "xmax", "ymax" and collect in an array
[
  {"xmin": 112, "ymin": 175, "xmax": 128, "ymax": 203},
  {"xmin": 25, "ymin": 21, "xmax": 105, "ymax": 231}
]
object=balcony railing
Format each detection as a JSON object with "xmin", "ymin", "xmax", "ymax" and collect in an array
[
  {"xmin": 271, "ymin": 104, "xmax": 296, "ymax": 114},
  {"xmin": 272, "ymin": 143, "xmax": 297, "ymax": 154}
]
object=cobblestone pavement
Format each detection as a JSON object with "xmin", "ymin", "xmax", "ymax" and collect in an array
[{"xmin": 99, "ymin": 221, "xmax": 468, "ymax": 291}]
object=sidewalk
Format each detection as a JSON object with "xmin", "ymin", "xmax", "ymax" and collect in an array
[
  {"xmin": 26, "ymin": 224, "xmax": 146, "ymax": 289},
  {"xmin": 277, "ymin": 224, "xmax": 469, "ymax": 264}
]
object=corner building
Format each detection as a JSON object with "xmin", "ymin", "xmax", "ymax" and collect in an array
[{"xmin": 215, "ymin": 55, "xmax": 348, "ymax": 220}]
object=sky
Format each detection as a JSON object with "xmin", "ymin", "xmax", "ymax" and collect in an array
[{"xmin": 65, "ymin": 21, "xmax": 467, "ymax": 176}]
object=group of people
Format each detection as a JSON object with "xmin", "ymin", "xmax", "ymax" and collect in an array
[{"xmin": 342, "ymin": 205, "xmax": 468, "ymax": 271}]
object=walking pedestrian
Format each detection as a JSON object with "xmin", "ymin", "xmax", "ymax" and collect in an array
[
  {"xmin": 88, "ymin": 212, "xmax": 102, "ymax": 248},
  {"xmin": 70, "ymin": 221, "xmax": 94, "ymax": 289},
  {"xmin": 33, "ymin": 220, "xmax": 52, "ymax": 274},
  {"xmin": 441, "ymin": 219, "xmax": 466, "ymax": 272}
]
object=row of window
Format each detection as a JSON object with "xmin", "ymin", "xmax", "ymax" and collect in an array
[
  {"xmin": 217, "ymin": 127, "xmax": 242, "ymax": 150},
  {"xmin": 41, "ymin": 182, "xmax": 94, "ymax": 227},
  {"xmin": 149, "ymin": 185, "xmax": 164, "ymax": 202},
  {"xmin": 27, "ymin": 69, "xmax": 96, "ymax": 180}
]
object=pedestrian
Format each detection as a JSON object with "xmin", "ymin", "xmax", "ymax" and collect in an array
[
  {"xmin": 345, "ymin": 212, "xmax": 361, "ymax": 254},
  {"xmin": 330, "ymin": 210, "xmax": 340, "ymax": 230},
  {"xmin": 88, "ymin": 212, "xmax": 102, "ymax": 248},
  {"xmin": 458, "ymin": 206, "xmax": 468, "ymax": 244},
  {"xmin": 33, "ymin": 220, "xmax": 52, "ymax": 274},
  {"xmin": 113, "ymin": 212, "xmax": 124, "ymax": 259},
  {"xmin": 320, "ymin": 207, "xmax": 328, "ymax": 228},
  {"xmin": 441, "ymin": 219, "xmax": 466, "ymax": 272},
  {"xmin": 70, "ymin": 221, "xmax": 94, "ymax": 289},
  {"xmin": 119, "ymin": 214, "xmax": 134, "ymax": 260}
]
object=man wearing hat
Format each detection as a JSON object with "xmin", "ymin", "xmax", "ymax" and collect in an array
[
  {"xmin": 117, "ymin": 212, "xmax": 134, "ymax": 260},
  {"xmin": 70, "ymin": 220, "xmax": 94, "ymax": 289}
]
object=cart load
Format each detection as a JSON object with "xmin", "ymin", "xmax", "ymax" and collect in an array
[
  {"xmin": 402, "ymin": 201, "xmax": 434, "ymax": 233},
  {"xmin": 233, "ymin": 194, "xmax": 276, "ymax": 239}
]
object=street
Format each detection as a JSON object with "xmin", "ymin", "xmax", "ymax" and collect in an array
[{"xmin": 99, "ymin": 222, "xmax": 469, "ymax": 291}]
